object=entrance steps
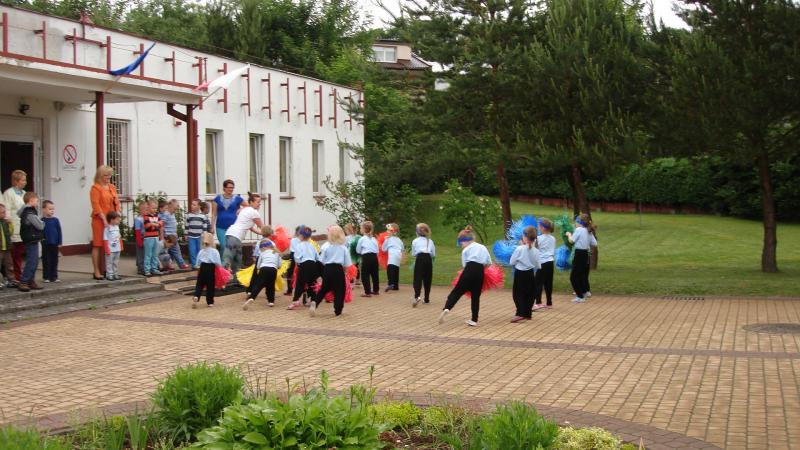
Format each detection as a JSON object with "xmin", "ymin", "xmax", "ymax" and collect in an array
[{"xmin": 147, "ymin": 270, "xmax": 246, "ymax": 298}]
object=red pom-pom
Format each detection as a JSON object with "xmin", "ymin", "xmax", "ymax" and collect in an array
[
  {"xmin": 214, "ymin": 266, "xmax": 231, "ymax": 289},
  {"xmin": 346, "ymin": 264, "xmax": 358, "ymax": 281},
  {"xmin": 449, "ymin": 265, "xmax": 505, "ymax": 298},
  {"xmin": 377, "ymin": 232, "xmax": 389, "ymax": 269},
  {"xmin": 311, "ymin": 272, "xmax": 353, "ymax": 303},
  {"xmin": 272, "ymin": 226, "xmax": 291, "ymax": 253},
  {"xmin": 290, "ymin": 266, "xmax": 298, "ymax": 291}
]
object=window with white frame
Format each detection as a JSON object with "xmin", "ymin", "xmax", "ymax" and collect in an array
[
  {"xmin": 312, "ymin": 140, "xmax": 324, "ymax": 195},
  {"xmin": 106, "ymin": 119, "xmax": 130, "ymax": 196},
  {"xmin": 338, "ymin": 144, "xmax": 348, "ymax": 183},
  {"xmin": 372, "ymin": 46, "xmax": 397, "ymax": 63},
  {"xmin": 279, "ymin": 137, "xmax": 292, "ymax": 195},
  {"xmin": 249, "ymin": 134, "xmax": 264, "ymax": 193},
  {"xmin": 205, "ymin": 131, "xmax": 222, "ymax": 194}
]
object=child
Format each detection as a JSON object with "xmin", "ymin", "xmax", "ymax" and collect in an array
[
  {"xmin": 566, "ymin": 213, "xmax": 593, "ymax": 303},
  {"xmin": 288, "ymin": 225, "xmax": 319, "ymax": 310},
  {"xmin": 17, "ymin": 191, "xmax": 44, "ymax": 292},
  {"xmin": 309, "ymin": 225, "xmax": 352, "ymax": 317},
  {"xmin": 159, "ymin": 199, "xmax": 189, "ymax": 270},
  {"xmin": 243, "ymin": 237, "xmax": 282, "ymax": 310},
  {"xmin": 193, "ymin": 232, "xmax": 223, "ymax": 308},
  {"xmin": 356, "ymin": 221, "xmax": 379, "ymax": 297},
  {"xmin": 199, "ymin": 201, "xmax": 212, "ymax": 232},
  {"xmin": 134, "ymin": 201, "xmax": 146, "ymax": 275},
  {"xmin": 439, "ymin": 226, "xmax": 491, "ymax": 327},
  {"xmin": 104, "ymin": 211, "xmax": 124, "ymax": 281},
  {"xmin": 382, "ymin": 223, "xmax": 404, "ymax": 292},
  {"xmin": 533, "ymin": 218, "xmax": 556, "ymax": 310},
  {"xmin": 344, "ymin": 223, "xmax": 360, "ymax": 286},
  {"xmin": 40, "ymin": 200, "xmax": 62, "ymax": 283},
  {"xmin": 142, "ymin": 201, "xmax": 163, "ymax": 276},
  {"xmin": 185, "ymin": 199, "xmax": 209, "ymax": 268},
  {"xmin": 283, "ymin": 226, "xmax": 300, "ymax": 296},
  {"xmin": 0, "ymin": 203, "xmax": 16, "ymax": 288},
  {"xmin": 411, "ymin": 223, "xmax": 435, "ymax": 307},
  {"xmin": 158, "ymin": 235, "xmax": 177, "ymax": 271},
  {"xmin": 509, "ymin": 226, "xmax": 540, "ymax": 322}
]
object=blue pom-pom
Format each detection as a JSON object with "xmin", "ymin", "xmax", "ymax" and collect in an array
[
  {"xmin": 555, "ymin": 245, "xmax": 573, "ymax": 271},
  {"xmin": 507, "ymin": 215, "xmax": 538, "ymax": 241},
  {"xmin": 492, "ymin": 240, "xmax": 517, "ymax": 266}
]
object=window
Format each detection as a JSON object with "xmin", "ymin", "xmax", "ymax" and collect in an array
[
  {"xmin": 338, "ymin": 144, "xmax": 348, "ymax": 182},
  {"xmin": 279, "ymin": 137, "xmax": 292, "ymax": 195},
  {"xmin": 249, "ymin": 134, "xmax": 264, "ymax": 193},
  {"xmin": 372, "ymin": 46, "xmax": 396, "ymax": 63},
  {"xmin": 106, "ymin": 119, "xmax": 130, "ymax": 195},
  {"xmin": 205, "ymin": 131, "xmax": 222, "ymax": 194},
  {"xmin": 312, "ymin": 140, "xmax": 324, "ymax": 194}
]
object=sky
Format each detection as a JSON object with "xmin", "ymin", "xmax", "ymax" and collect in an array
[{"xmin": 357, "ymin": 0, "xmax": 689, "ymax": 30}]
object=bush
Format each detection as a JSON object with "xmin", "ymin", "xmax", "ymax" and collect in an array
[
  {"xmin": 0, "ymin": 425, "xmax": 70, "ymax": 450},
  {"xmin": 471, "ymin": 402, "xmax": 560, "ymax": 450},
  {"xmin": 369, "ymin": 400, "xmax": 422, "ymax": 429},
  {"xmin": 194, "ymin": 371, "xmax": 387, "ymax": 449},
  {"xmin": 440, "ymin": 179, "xmax": 502, "ymax": 243},
  {"xmin": 365, "ymin": 181, "xmax": 422, "ymax": 238},
  {"xmin": 152, "ymin": 362, "xmax": 244, "ymax": 443},
  {"xmin": 556, "ymin": 426, "xmax": 623, "ymax": 450}
]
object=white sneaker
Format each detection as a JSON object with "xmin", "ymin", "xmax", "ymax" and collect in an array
[
  {"xmin": 267, "ymin": 302, "xmax": 274, "ymax": 307},
  {"xmin": 242, "ymin": 298, "xmax": 254, "ymax": 310},
  {"xmin": 465, "ymin": 320, "xmax": 477, "ymax": 327},
  {"xmin": 43, "ymin": 279, "xmax": 51, "ymax": 283},
  {"xmin": 585, "ymin": 291, "xmax": 592, "ymax": 298},
  {"xmin": 438, "ymin": 309, "xmax": 449, "ymax": 324},
  {"xmin": 572, "ymin": 297, "xmax": 586, "ymax": 303},
  {"xmin": 192, "ymin": 296, "xmax": 199, "ymax": 309},
  {"xmin": 308, "ymin": 301, "xmax": 317, "ymax": 317},
  {"xmin": 412, "ymin": 297, "xmax": 421, "ymax": 308}
]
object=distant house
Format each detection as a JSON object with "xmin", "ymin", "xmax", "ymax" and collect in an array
[{"xmin": 372, "ymin": 39, "xmax": 431, "ymax": 76}]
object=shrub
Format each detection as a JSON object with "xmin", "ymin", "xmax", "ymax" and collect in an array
[
  {"xmin": 471, "ymin": 402, "xmax": 560, "ymax": 450},
  {"xmin": 0, "ymin": 425, "xmax": 70, "ymax": 450},
  {"xmin": 152, "ymin": 362, "xmax": 244, "ymax": 443},
  {"xmin": 369, "ymin": 400, "xmax": 422, "ymax": 429},
  {"xmin": 194, "ymin": 371, "xmax": 387, "ymax": 449},
  {"xmin": 556, "ymin": 426, "xmax": 623, "ymax": 450},
  {"xmin": 440, "ymin": 179, "xmax": 502, "ymax": 243}
]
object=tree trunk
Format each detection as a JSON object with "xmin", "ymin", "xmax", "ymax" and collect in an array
[
  {"xmin": 757, "ymin": 149, "xmax": 779, "ymax": 273},
  {"xmin": 496, "ymin": 163, "xmax": 512, "ymax": 231},
  {"xmin": 570, "ymin": 165, "xmax": 590, "ymax": 217}
]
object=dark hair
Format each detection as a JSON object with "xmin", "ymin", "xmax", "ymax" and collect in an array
[
  {"xmin": 158, "ymin": 199, "xmax": 168, "ymax": 209},
  {"xmin": 106, "ymin": 211, "xmax": 121, "ymax": 222},
  {"xmin": 199, "ymin": 201, "xmax": 209, "ymax": 212},
  {"xmin": 42, "ymin": 200, "xmax": 54, "ymax": 208},
  {"xmin": 223, "ymin": 179, "xmax": 235, "ymax": 188},
  {"xmin": 22, "ymin": 191, "xmax": 38, "ymax": 203},
  {"xmin": 247, "ymin": 191, "xmax": 261, "ymax": 203}
]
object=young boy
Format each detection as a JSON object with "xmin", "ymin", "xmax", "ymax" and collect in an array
[
  {"xmin": 104, "ymin": 211, "xmax": 124, "ymax": 281},
  {"xmin": 134, "ymin": 201, "xmax": 146, "ymax": 275},
  {"xmin": 159, "ymin": 199, "xmax": 188, "ymax": 270},
  {"xmin": 0, "ymin": 203, "xmax": 16, "ymax": 288},
  {"xmin": 41, "ymin": 200, "xmax": 62, "ymax": 283},
  {"xmin": 18, "ymin": 191, "xmax": 44, "ymax": 292},
  {"xmin": 143, "ymin": 200, "xmax": 163, "ymax": 276},
  {"xmin": 185, "ymin": 199, "xmax": 210, "ymax": 268},
  {"xmin": 158, "ymin": 235, "xmax": 177, "ymax": 271}
]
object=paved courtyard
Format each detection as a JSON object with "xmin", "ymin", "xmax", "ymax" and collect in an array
[{"xmin": 1, "ymin": 287, "xmax": 799, "ymax": 449}]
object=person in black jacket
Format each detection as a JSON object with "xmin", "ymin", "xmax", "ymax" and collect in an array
[{"xmin": 17, "ymin": 192, "xmax": 44, "ymax": 292}]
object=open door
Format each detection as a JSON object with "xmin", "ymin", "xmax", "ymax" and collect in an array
[{"xmin": 1, "ymin": 141, "xmax": 35, "ymax": 193}]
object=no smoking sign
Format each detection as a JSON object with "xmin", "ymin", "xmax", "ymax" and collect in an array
[{"xmin": 63, "ymin": 144, "xmax": 78, "ymax": 171}]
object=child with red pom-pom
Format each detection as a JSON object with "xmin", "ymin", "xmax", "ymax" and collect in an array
[{"xmin": 439, "ymin": 226, "xmax": 492, "ymax": 327}]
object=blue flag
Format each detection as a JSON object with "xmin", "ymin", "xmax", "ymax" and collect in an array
[{"xmin": 109, "ymin": 43, "xmax": 156, "ymax": 76}]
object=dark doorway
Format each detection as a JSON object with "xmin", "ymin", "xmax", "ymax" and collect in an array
[{"xmin": 1, "ymin": 141, "xmax": 34, "ymax": 193}]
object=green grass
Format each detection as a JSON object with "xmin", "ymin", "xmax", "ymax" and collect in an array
[{"xmin": 395, "ymin": 196, "xmax": 800, "ymax": 297}]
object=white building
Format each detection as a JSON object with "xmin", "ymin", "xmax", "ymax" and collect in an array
[{"xmin": 0, "ymin": 5, "xmax": 363, "ymax": 253}]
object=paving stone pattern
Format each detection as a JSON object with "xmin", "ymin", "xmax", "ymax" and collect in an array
[{"xmin": 1, "ymin": 286, "xmax": 799, "ymax": 449}]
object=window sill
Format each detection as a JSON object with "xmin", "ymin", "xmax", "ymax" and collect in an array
[{"xmin": 279, "ymin": 195, "xmax": 295, "ymax": 200}]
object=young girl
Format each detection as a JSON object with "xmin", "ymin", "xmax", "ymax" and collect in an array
[
  {"xmin": 566, "ymin": 213, "xmax": 593, "ymax": 303},
  {"xmin": 382, "ymin": 223, "xmax": 404, "ymax": 292},
  {"xmin": 356, "ymin": 221, "xmax": 379, "ymax": 297},
  {"xmin": 243, "ymin": 238, "xmax": 282, "ymax": 310},
  {"xmin": 284, "ymin": 226, "xmax": 300, "ymax": 296},
  {"xmin": 193, "ymin": 232, "xmax": 223, "ymax": 308},
  {"xmin": 509, "ymin": 226, "xmax": 540, "ymax": 322},
  {"xmin": 309, "ymin": 225, "xmax": 352, "ymax": 317},
  {"xmin": 411, "ymin": 223, "xmax": 435, "ymax": 307},
  {"xmin": 288, "ymin": 225, "xmax": 319, "ymax": 309},
  {"xmin": 142, "ymin": 200, "xmax": 163, "ymax": 276},
  {"xmin": 439, "ymin": 226, "xmax": 492, "ymax": 327},
  {"xmin": 533, "ymin": 218, "xmax": 556, "ymax": 310}
]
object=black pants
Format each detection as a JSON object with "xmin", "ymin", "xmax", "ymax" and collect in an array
[
  {"xmin": 284, "ymin": 252, "xmax": 295, "ymax": 293},
  {"xmin": 413, "ymin": 253, "xmax": 433, "ymax": 301},
  {"xmin": 444, "ymin": 262, "xmax": 484, "ymax": 322},
  {"xmin": 314, "ymin": 264, "xmax": 346, "ymax": 315},
  {"xmin": 41, "ymin": 243, "xmax": 59, "ymax": 281},
  {"xmin": 194, "ymin": 263, "xmax": 216, "ymax": 305},
  {"xmin": 360, "ymin": 253, "xmax": 379, "ymax": 294},
  {"xmin": 534, "ymin": 261, "xmax": 554, "ymax": 306},
  {"xmin": 513, "ymin": 268, "xmax": 535, "ymax": 318},
  {"xmin": 386, "ymin": 264, "xmax": 400, "ymax": 289},
  {"xmin": 570, "ymin": 249, "xmax": 590, "ymax": 298},
  {"xmin": 293, "ymin": 260, "xmax": 318, "ymax": 303},
  {"xmin": 249, "ymin": 266, "xmax": 277, "ymax": 302}
]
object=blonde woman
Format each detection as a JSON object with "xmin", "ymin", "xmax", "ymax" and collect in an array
[
  {"xmin": 2, "ymin": 169, "xmax": 26, "ymax": 282},
  {"xmin": 89, "ymin": 166, "xmax": 120, "ymax": 279},
  {"xmin": 309, "ymin": 225, "xmax": 352, "ymax": 317}
]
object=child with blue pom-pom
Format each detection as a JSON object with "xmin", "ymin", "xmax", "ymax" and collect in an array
[
  {"xmin": 566, "ymin": 213, "xmax": 596, "ymax": 303},
  {"xmin": 533, "ymin": 218, "xmax": 556, "ymax": 310}
]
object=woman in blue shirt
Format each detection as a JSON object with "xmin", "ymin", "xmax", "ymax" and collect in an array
[{"xmin": 211, "ymin": 179, "xmax": 243, "ymax": 257}]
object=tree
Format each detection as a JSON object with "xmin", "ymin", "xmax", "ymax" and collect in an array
[{"xmin": 669, "ymin": 0, "xmax": 800, "ymax": 272}]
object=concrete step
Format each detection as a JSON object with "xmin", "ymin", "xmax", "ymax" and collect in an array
[
  {"xmin": 0, "ymin": 282, "xmax": 165, "ymax": 315},
  {"xmin": 0, "ymin": 277, "xmax": 145, "ymax": 303}
]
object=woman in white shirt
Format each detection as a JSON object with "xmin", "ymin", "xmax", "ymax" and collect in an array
[
  {"xmin": 411, "ymin": 223, "xmax": 436, "ymax": 307},
  {"xmin": 439, "ymin": 226, "xmax": 492, "ymax": 327},
  {"xmin": 223, "ymin": 192, "xmax": 264, "ymax": 277}
]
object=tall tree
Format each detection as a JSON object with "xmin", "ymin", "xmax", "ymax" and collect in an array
[{"xmin": 669, "ymin": 0, "xmax": 800, "ymax": 272}]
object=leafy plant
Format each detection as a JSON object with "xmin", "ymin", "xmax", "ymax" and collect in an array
[
  {"xmin": 101, "ymin": 415, "xmax": 126, "ymax": 450},
  {"xmin": 152, "ymin": 362, "xmax": 245, "ymax": 443},
  {"xmin": 472, "ymin": 401, "xmax": 560, "ymax": 450},
  {"xmin": 194, "ymin": 370, "xmax": 387, "ymax": 449},
  {"xmin": 440, "ymin": 180, "xmax": 502, "ymax": 243},
  {"xmin": 316, "ymin": 177, "xmax": 366, "ymax": 228},
  {"xmin": 556, "ymin": 426, "xmax": 623, "ymax": 450},
  {"xmin": 126, "ymin": 411, "xmax": 157, "ymax": 450},
  {"xmin": 369, "ymin": 400, "xmax": 421, "ymax": 430},
  {"xmin": 0, "ymin": 425, "xmax": 70, "ymax": 450}
]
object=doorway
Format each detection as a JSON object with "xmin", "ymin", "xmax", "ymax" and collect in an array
[{"xmin": 1, "ymin": 141, "xmax": 35, "ymax": 192}]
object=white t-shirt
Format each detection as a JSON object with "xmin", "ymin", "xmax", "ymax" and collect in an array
[
  {"xmin": 224, "ymin": 207, "xmax": 261, "ymax": 241},
  {"xmin": 103, "ymin": 225, "xmax": 122, "ymax": 253}
]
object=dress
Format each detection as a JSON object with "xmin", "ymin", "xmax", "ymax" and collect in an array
[{"xmin": 89, "ymin": 183, "xmax": 120, "ymax": 247}]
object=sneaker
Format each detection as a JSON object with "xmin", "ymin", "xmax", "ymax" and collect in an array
[
  {"xmin": 412, "ymin": 297, "xmax": 421, "ymax": 308},
  {"xmin": 43, "ymin": 279, "xmax": 51, "ymax": 283},
  {"xmin": 510, "ymin": 316, "xmax": 525, "ymax": 323},
  {"xmin": 6, "ymin": 281, "xmax": 18, "ymax": 288},
  {"xmin": 385, "ymin": 286, "xmax": 392, "ymax": 293},
  {"xmin": 54, "ymin": 279, "xmax": 62, "ymax": 283},
  {"xmin": 287, "ymin": 301, "xmax": 302, "ymax": 310},
  {"xmin": 207, "ymin": 303, "xmax": 214, "ymax": 307},
  {"xmin": 179, "ymin": 264, "xmax": 190, "ymax": 269},
  {"xmin": 438, "ymin": 309, "xmax": 449, "ymax": 324},
  {"xmin": 29, "ymin": 281, "xmax": 43, "ymax": 290},
  {"xmin": 424, "ymin": 299, "xmax": 430, "ymax": 304},
  {"xmin": 17, "ymin": 283, "xmax": 30, "ymax": 292},
  {"xmin": 465, "ymin": 320, "xmax": 477, "ymax": 327},
  {"xmin": 267, "ymin": 302, "xmax": 275, "ymax": 307},
  {"xmin": 308, "ymin": 301, "xmax": 317, "ymax": 317},
  {"xmin": 585, "ymin": 291, "xmax": 592, "ymax": 298},
  {"xmin": 192, "ymin": 297, "xmax": 199, "ymax": 309},
  {"xmin": 242, "ymin": 298, "xmax": 254, "ymax": 311},
  {"xmin": 151, "ymin": 270, "xmax": 164, "ymax": 276},
  {"xmin": 144, "ymin": 272, "xmax": 152, "ymax": 276},
  {"xmin": 572, "ymin": 297, "xmax": 586, "ymax": 303},
  {"xmin": 372, "ymin": 291, "xmax": 380, "ymax": 296},
  {"xmin": 532, "ymin": 304, "xmax": 546, "ymax": 311},
  {"xmin": 360, "ymin": 293, "xmax": 372, "ymax": 298}
]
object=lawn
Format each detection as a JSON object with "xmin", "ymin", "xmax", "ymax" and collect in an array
[{"xmin": 394, "ymin": 196, "xmax": 800, "ymax": 297}]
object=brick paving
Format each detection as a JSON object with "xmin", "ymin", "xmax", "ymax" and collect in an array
[{"xmin": 1, "ymin": 286, "xmax": 799, "ymax": 449}]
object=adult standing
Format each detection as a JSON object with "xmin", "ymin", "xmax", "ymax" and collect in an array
[
  {"xmin": 2, "ymin": 170, "xmax": 27, "ymax": 282},
  {"xmin": 212, "ymin": 179, "xmax": 244, "ymax": 257},
  {"xmin": 89, "ymin": 165, "xmax": 120, "ymax": 280},
  {"xmin": 223, "ymin": 192, "xmax": 264, "ymax": 277}
]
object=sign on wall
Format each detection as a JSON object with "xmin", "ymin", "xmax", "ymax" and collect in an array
[{"xmin": 62, "ymin": 144, "xmax": 78, "ymax": 171}]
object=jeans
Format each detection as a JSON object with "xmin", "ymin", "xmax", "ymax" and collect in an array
[
  {"xmin": 188, "ymin": 236, "xmax": 201, "ymax": 267},
  {"xmin": 216, "ymin": 227, "xmax": 228, "ymax": 258},
  {"xmin": 166, "ymin": 234, "xmax": 185, "ymax": 266},
  {"xmin": 106, "ymin": 251, "xmax": 120, "ymax": 278},
  {"xmin": 144, "ymin": 237, "xmax": 159, "ymax": 273},
  {"xmin": 223, "ymin": 235, "xmax": 243, "ymax": 276},
  {"xmin": 21, "ymin": 241, "xmax": 39, "ymax": 284}
]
